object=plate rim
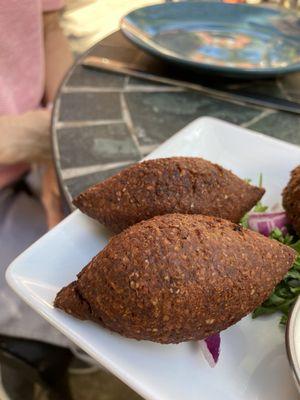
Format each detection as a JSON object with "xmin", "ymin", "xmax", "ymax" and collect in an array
[
  {"xmin": 143, "ymin": 116, "xmax": 300, "ymax": 156},
  {"xmin": 120, "ymin": 1, "xmax": 300, "ymax": 77}
]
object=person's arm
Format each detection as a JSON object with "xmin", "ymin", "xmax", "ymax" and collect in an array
[
  {"xmin": 43, "ymin": 11, "xmax": 73, "ymax": 103},
  {"xmin": 42, "ymin": 10, "xmax": 73, "ymax": 228},
  {"xmin": 0, "ymin": 110, "xmax": 51, "ymax": 165},
  {"xmin": 0, "ymin": 11, "xmax": 73, "ymax": 166}
]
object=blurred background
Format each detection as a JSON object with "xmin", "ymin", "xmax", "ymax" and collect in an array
[
  {"xmin": 62, "ymin": 0, "xmax": 164, "ymax": 54},
  {"xmin": 62, "ymin": 0, "xmax": 297, "ymax": 55}
]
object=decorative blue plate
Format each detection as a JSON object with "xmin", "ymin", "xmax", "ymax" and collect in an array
[{"xmin": 121, "ymin": 2, "xmax": 300, "ymax": 77}]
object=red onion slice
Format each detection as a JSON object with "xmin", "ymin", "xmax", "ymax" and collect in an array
[
  {"xmin": 248, "ymin": 211, "xmax": 288, "ymax": 237},
  {"xmin": 199, "ymin": 333, "xmax": 221, "ymax": 367}
]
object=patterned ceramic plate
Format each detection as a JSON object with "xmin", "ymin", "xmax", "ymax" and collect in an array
[{"xmin": 121, "ymin": 2, "xmax": 300, "ymax": 77}]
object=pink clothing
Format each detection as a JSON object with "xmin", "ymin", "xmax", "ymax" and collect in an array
[
  {"xmin": 0, "ymin": 0, "xmax": 64, "ymax": 188},
  {"xmin": 0, "ymin": 0, "xmax": 64, "ymax": 115}
]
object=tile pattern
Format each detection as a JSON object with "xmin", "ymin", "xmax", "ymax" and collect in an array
[
  {"xmin": 64, "ymin": 165, "xmax": 133, "ymax": 198},
  {"xmin": 57, "ymin": 124, "xmax": 140, "ymax": 169},
  {"xmin": 53, "ymin": 32, "xmax": 300, "ymax": 205},
  {"xmin": 66, "ymin": 65, "xmax": 125, "ymax": 88},
  {"xmin": 59, "ymin": 92, "xmax": 122, "ymax": 121}
]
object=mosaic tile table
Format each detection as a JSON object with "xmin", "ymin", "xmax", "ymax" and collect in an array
[{"xmin": 52, "ymin": 31, "xmax": 300, "ymax": 206}]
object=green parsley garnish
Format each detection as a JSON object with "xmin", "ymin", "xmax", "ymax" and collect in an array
[
  {"xmin": 241, "ymin": 174, "xmax": 267, "ymax": 228},
  {"xmin": 252, "ymin": 229, "xmax": 300, "ymax": 325},
  {"xmin": 240, "ymin": 173, "xmax": 300, "ymax": 325},
  {"xmin": 240, "ymin": 202, "xmax": 269, "ymax": 228}
]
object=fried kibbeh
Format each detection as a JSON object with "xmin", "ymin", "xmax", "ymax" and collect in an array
[
  {"xmin": 73, "ymin": 157, "xmax": 265, "ymax": 232},
  {"xmin": 54, "ymin": 214, "xmax": 295, "ymax": 344},
  {"xmin": 55, "ymin": 281, "xmax": 96, "ymax": 322},
  {"xmin": 282, "ymin": 165, "xmax": 300, "ymax": 235}
]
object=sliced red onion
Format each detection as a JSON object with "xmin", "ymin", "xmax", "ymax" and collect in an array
[
  {"xmin": 248, "ymin": 211, "xmax": 288, "ymax": 237},
  {"xmin": 199, "ymin": 333, "xmax": 221, "ymax": 367}
]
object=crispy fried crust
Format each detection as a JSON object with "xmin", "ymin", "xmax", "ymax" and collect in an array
[
  {"xmin": 54, "ymin": 281, "xmax": 100, "ymax": 323},
  {"xmin": 54, "ymin": 214, "xmax": 295, "ymax": 344},
  {"xmin": 283, "ymin": 165, "xmax": 300, "ymax": 235},
  {"xmin": 73, "ymin": 157, "xmax": 265, "ymax": 232}
]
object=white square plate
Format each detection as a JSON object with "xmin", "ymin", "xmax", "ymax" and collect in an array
[{"xmin": 6, "ymin": 117, "xmax": 300, "ymax": 400}]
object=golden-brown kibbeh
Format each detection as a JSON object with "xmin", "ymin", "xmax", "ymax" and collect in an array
[
  {"xmin": 73, "ymin": 157, "xmax": 265, "ymax": 233},
  {"xmin": 282, "ymin": 165, "xmax": 300, "ymax": 236},
  {"xmin": 55, "ymin": 214, "xmax": 296, "ymax": 344}
]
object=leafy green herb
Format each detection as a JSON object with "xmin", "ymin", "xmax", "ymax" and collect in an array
[
  {"xmin": 240, "ymin": 213, "xmax": 249, "ymax": 229},
  {"xmin": 280, "ymin": 315, "xmax": 288, "ymax": 325},
  {"xmin": 240, "ymin": 174, "xmax": 267, "ymax": 228},
  {"xmin": 240, "ymin": 201, "xmax": 269, "ymax": 228},
  {"xmin": 252, "ymin": 229, "xmax": 300, "ymax": 325},
  {"xmin": 241, "ymin": 173, "xmax": 300, "ymax": 324},
  {"xmin": 258, "ymin": 172, "xmax": 263, "ymax": 189},
  {"xmin": 253, "ymin": 202, "xmax": 268, "ymax": 213}
]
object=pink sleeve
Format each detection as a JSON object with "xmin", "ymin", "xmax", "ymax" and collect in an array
[{"xmin": 42, "ymin": 0, "xmax": 64, "ymax": 11}]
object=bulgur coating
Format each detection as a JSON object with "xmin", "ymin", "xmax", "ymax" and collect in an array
[
  {"xmin": 282, "ymin": 165, "xmax": 300, "ymax": 236},
  {"xmin": 55, "ymin": 281, "xmax": 96, "ymax": 321},
  {"xmin": 54, "ymin": 214, "xmax": 295, "ymax": 344},
  {"xmin": 73, "ymin": 157, "xmax": 265, "ymax": 233}
]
